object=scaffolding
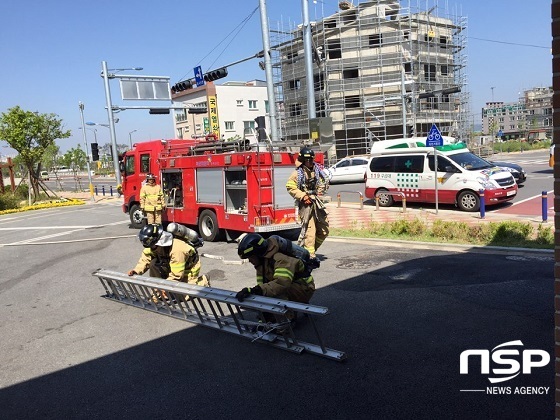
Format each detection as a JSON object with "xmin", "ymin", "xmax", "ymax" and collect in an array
[{"xmin": 270, "ymin": 0, "xmax": 469, "ymax": 159}]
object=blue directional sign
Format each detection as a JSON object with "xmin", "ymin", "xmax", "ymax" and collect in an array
[
  {"xmin": 194, "ymin": 66, "xmax": 204, "ymax": 87},
  {"xmin": 497, "ymin": 129, "xmax": 503, "ymax": 137},
  {"xmin": 425, "ymin": 123, "xmax": 443, "ymax": 147}
]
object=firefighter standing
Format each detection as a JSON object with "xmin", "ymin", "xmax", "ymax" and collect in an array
[
  {"xmin": 286, "ymin": 147, "xmax": 329, "ymax": 259},
  {"xmin": 140, "ymin": 173, "xmax": 165, "ymax": 224},
  {"xmin": 127, "ymin": 224, "xmax": 210, "ymax": 288},
  {"xmin": 235, "ymin": 233, "xmax": 315, "ymax": 304}
]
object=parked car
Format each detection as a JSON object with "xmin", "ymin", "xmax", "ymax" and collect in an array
[
  {"xmin": 40, "ymin": 171, "xmax": 49, "ymax": 181},
  {"xmin": 325, "ymin": 156, "xmax": 369, "ymax": 184},
  {"xmin": 488, "ymin": 160, "xmax": 526, "ymax": 184}
]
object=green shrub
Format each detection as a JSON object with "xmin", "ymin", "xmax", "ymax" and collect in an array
[
  {"xmin": 535, "ymin": 224, "xmax": 554, "ymax": 245},
  {"xmin": 0, "ymin": 192, "xmax": 20, "ymax": 211},
  {"xmin": 489, "ymin": 221, "xmax": 533, "ymax": 245},
  {"xmin": 431, "ymin": 220, "xmax": 470, "ymax": 241}
]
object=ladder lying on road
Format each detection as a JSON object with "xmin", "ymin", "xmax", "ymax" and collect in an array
[{"xmin": 92, "ymin": 269, "xmax": 346, "ymax": 361}]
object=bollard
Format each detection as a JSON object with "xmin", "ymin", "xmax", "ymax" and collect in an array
[
  {"xmin": 95, "ymin": 186, "xmax": 98, "ymax": 195},
  {"xmin": 337, "ymin": 192, "xmax": 341, "ymax": 208},
  {"xmin": 542, "ymin": 191, "xmax": 548, "ymax": 223},
  {"xmin": 402, "ymin": 197, "xmax": 406, "ymax": 213},
  {"xmin": 479, "ymin": 189, "xmax": 485, "ymax": 219},
  {"xmin": 110, "ymin": 185, "xmax": 113, "ymax": 196},
  {"xmin": 375, "ymin": 196, "xmax": 379, "ymax": 211},
  {"xmin": 102, "ymin": 185, "xmax": 106, "ymax": 196}
]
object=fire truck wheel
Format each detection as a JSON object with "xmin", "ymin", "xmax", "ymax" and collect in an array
[
  {"xmin": 129, "ymin": 204, "xmax": 147, "ymax": 229},
  {"xmin": 198, "ymin": 209, "xmax": 222, "ymax": 242}
]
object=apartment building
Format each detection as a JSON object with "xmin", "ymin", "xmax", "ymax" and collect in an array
[
  {"xmin": 172, "ymin": 80, "xmax": 269, "ymax": 141},
  {"xmin": 481, "ymin": 87, "xmax": 552, "ymax": 141}
]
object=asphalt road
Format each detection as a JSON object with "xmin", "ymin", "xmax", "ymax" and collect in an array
[{"xmin": 0, "ymin": 202, "xmax": 553, "ymax": 419}]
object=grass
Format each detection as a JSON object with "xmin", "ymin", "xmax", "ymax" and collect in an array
[{"xmin": 330, "ymin": 218, "xmax": 554, "ymax": 249}]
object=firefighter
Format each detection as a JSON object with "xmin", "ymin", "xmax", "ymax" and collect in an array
[
  {"xmin": 286, "ymin": 147, "xmax": 329, "ymax": 259},
  {"xmin": 235, "ymin": 233, "xmax": 315, "ymax": 305},
  {"xmin": 140, "ymin": 173, "xmax": 165, "ymax": 224},
  {"xmin": 127, "ymin": 224, "xmax": 210, "ymax": 292}
]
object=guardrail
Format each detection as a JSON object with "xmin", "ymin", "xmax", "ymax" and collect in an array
[
  {"xmin": 375, "ymin": 191, "xmax": 407, "ymax": 213},
  {"xmin": 336, "ymin": 191, "xmax": 364, "ymax": 210}
]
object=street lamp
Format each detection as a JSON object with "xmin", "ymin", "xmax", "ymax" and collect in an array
[
  {"xmin": 78, "ymin": 102, "xmax": 95, "ymax": 203},
  {"xmin": 100, "ymin": 61, "xmax": 143, "ymax": 185},
  {"xmin": 128, "ymin": 129, "xmax": 138, "ymax": 149},
  {"xmin": 79, "ymin": 127, "xmax": 97, "ymax": 144}
]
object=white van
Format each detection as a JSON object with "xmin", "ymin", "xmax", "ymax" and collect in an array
[
  {"xmin": 369, "ymin": 136, "xmax": 459, "ymax": 154},
  {"xmin": 364, "ymin": 143, "xmax": 518, "ymax": 211}
]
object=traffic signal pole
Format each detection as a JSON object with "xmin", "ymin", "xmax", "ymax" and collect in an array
[
  {"xmin": 78, "ymin": 102, "xmax": 95, "ymax": 203},
  {"xmin": 258, "ymin": 0, "xmax": 278, "ymax": 141}
]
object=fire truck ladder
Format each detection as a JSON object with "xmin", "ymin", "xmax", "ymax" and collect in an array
[
  {"xmin": 92, "ymin": 269, "xmax": 346, "ymax": 361},
  {"xmin": 254, "ymin": 145, "xmax": 275, "ymax": 225}
]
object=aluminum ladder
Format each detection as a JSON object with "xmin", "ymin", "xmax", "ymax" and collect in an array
[{"xmin": 93, "ymin": 269, "xmax": 346, "ymax": 361}]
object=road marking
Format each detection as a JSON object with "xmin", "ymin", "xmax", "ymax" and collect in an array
[{"xmin": 507, "ymin": 190, "xmax": 553, "ymax": 206}]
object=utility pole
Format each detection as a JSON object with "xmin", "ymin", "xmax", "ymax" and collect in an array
[
  {"xmin": 258, "ymin": 0, "xmax": 278, "ymax": 142},
  {"xmin": 78, "ymin": 102, "xmax": 95, "ymax": 202}
]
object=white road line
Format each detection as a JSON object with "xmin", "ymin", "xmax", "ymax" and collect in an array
[{"xmin": 508, "ymin": 190, "xmax": 553, "ymax": 206}]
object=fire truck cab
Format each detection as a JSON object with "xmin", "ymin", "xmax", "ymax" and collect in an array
[{"xmin": 120, "ymin": 139, "xmax": 322, "ymax": 241}]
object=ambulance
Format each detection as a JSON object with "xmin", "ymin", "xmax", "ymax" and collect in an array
[{"xmin": 364, "ymin": 143, "xmax": 518, "ymax": 212}]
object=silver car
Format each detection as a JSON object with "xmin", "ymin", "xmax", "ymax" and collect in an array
[{"xmin": 325, "ymin": 156, "xmax": 369, "ymax": 184}]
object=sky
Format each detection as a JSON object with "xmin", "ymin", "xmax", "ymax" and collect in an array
[{"xmin": 0, "ymin": 0, "xmax": 552, "ymax": 154}]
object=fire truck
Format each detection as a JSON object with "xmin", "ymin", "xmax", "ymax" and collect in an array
[{"xmin": 120, "ymin": 138, "xmax": 323, "ymax": 241}]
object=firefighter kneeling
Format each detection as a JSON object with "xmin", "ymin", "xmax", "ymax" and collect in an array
[
  {"xmin": 128, "ymin": 223, "xmax": 210, "ymax": 302},
  {"xmin": 235, "ymin": 234, "xmax": 315, "ymax": 312}
]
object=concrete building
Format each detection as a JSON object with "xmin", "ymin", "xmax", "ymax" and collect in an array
[
  {"xmin": 481, "ymin": 87, "xmax": 553, "ymax": 141},
  {"xmin": 172, "ymin": 80, "xmax": 270, "ymax": 141},
  {"xmin": 271, "ymin": 0, "xmax": 468, "ymax": 157}
]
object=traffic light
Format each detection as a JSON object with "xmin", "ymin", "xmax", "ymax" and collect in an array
[
  {"xmin": 171, "ymin": 79, "xmax": 194, "ymax": 94},
  {"xmin": 91, "ymin": 143, "xmax": 99, "ymax": 161},
  {"xmin": 203, "ymin": 67, "xmax": 228, "ymax": 82},
  {"xmin": 418, "ymin": 92, "xmax": 435, "ymax": 99},
  {"xmin": 188, "ymin": 108, "xmax": 208, "ymax": 115},
  {"xmin": 149, "ymin": 108, "xmax": 170, "ymax": 115},
  {"xmin": 255, "ymin": 116, "xmax": 266, "ymax": 141}
]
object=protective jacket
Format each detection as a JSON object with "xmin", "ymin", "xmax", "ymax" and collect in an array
[
  {"xmin": 133, "ymin": 237, "xmax": 202, "ymax": 283},
  {"xmin": 253, "ymin": 237, "xmax": 315, "ymax": 302},
  {"xmin": 286, "ymin": 160, "xmax": 327, "ymax": 202},
  {"xmin": 140, "ymin": 183, "xmax": 164, "ymax": 212}
]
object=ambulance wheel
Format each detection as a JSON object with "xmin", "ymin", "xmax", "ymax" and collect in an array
[
  {"xmin": 129, "ymin": 204, "xmax": 146, "ymax": 229},
  {"xmin": 457, "ymin": 190, "xmax": 480, "ymax": 212},
  {"xmin": 198, "ymin": 209, "xmax": 223, "ymax": 242},
  {"xmin": 376, "ymin": 189, "xmax": 394, "ymax": 207}
]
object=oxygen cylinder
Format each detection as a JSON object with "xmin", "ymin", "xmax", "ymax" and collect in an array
[
  {"xmin": 270, "ymin": 235, "xmax": 310, "ymax": 263},
  {"xmin": 167, "ymin": 222, "xmax": 200, "ymax": 243}
]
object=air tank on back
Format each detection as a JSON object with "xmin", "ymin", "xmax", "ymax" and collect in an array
[{"xmin": 167, "ymin": 222, "xmax": 201, "ymax": 244}]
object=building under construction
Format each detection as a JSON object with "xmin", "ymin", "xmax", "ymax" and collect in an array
[{"xmin": 270, "ymin": 0, "xmax": 469, "ymax": 159}]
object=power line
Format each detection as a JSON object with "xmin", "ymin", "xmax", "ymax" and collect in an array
[
  {"xmin": 469, "ymin": 36, "xmax": 549, "ymax": 49},
  {"xmin": 177, "ymin": 6, "xmax": 259, "ymax": 82}
]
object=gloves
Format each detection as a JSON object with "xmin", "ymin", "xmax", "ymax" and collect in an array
[
  {"xmin": 303, "ymin": 195, "xmax": 313, "ymax": 205},
  {"xmin": 235, "ymin": 285, "xmax": 263, "ymax": 302},
  {"xmin": 128, "ymin": 270, "xmax": 137, "ymax": 276}
]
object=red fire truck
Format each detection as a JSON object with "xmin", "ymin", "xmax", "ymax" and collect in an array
[{"xmin": 120, "ymin": 138, "xmax": 322, "ymax": 241}]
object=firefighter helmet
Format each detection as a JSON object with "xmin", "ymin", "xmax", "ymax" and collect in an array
[
  {"xmin": 138, "ymin": 224, "xmax": 163, "ymax": 248},
  {"xmin": 238, "ymin": 233, "xmax": 268, "ymax": 259},
  {"xmin": 146, "ymin": 173, "xmax": 156, "ymax": 181},
  {"xmin": 298, "ymin": 147, "xmax": 315, "ymax": 162}
]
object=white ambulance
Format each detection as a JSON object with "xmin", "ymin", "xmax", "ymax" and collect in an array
[{"xmin": 364, "ymin": 143, "xmax": 518, "ymax": 212}]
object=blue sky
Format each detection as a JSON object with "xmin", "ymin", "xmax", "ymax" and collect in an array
[{"xmin": 0, "ymin": 0, "xmax": 551, "ymax": 153}]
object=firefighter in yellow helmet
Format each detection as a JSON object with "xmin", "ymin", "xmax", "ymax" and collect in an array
[
  {"xmin": 140, "ymin": 173, "xmax": 165, "ymax": 224},
  {"xmin": 128, "ymin": 224, "xmax": 210, "ymax": 299},
  {"xmin": 286, "ymin": 147, "xmax": 329, "ymax": 259}
]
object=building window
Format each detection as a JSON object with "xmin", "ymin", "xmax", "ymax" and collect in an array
[
  {"xmin": 439, "ymin": 36, "xmax": 448, "ymax": 48},
  {"xmin": 315, "ymin": 99, "xmax": 326, "ymax": 118},
  {"xmin": 244, "ymin": 121, "xmax": 256, "ymax": 130},
  {"xmin": 345, "ymin": 95, "xmax": 361, "ymax": 109},
  {"xmin": 177, "ymin": 128, "xmax": 183, "ymax": 139},
  {"xmin": 236, "ymin": 100, "xmax": 243, "ymax": 107},
  {"xmin": 314, "ymin": 73, "xmax": 325, "ymax": 91},
  {"xmin": 289, "ymin": 103, "xmax": 302, "ymax": 117},
  {"xmin": 441, "ymin": 65, "xmax": 448, "ymax": 76},
  {"xmin": 288, "ymin": 79, "xmax": 301, "ymax": 90},
  {"xmin": 404, "ymin": 62, "xmax": 412, "ymax": 74},
  {"xmin": 225, "ymin": 121, "xmax": 234, "ymax": 130},
  {"xmin": 343, "ymin": 68, "xmax": 359, "ymax": 79},
  {"xmin": 324, "ymin": 19, "xmax": 336, "ymax": 29},
  {"xmin": 423, "ymin": 64, "xmax": 436, "ymax": 81},
  {"xmin": 342, "ymin": 11, "xmax": 357, "ymax": 24},
  {"xmin": 248, "ymin": 100, "xmax": 257, "ymax": 109},
  {"xmin": 369, "ymin": 33, "xmax": 382, "ymax": 47},
  {"xmin": 286, "ymin": 51, "xmax": 298, "ymax": 60},
  {"xmin": 265, "ymin": 100, "xmax": 269, "ymax": 114},
  {"xmin": 327, "ymin": 39, "xmax": 341, "ymax": 59}
]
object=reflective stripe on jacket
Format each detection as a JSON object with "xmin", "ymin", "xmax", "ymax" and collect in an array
[{"xmin": 140, "ymin": 183, "xmax": 164, "ymax": 211}]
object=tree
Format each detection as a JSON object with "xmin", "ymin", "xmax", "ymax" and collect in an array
[{"xmin": 0, "ymin": 106, "xmax": 70, "ymax": 200}]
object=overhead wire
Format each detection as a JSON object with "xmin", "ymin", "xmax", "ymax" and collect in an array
[
  {"xmin": 469, "ymin": 36, "xmax": 549, "ymax": 50},
  {"xmin": 176, "ymin": 5, "xmax": 259, "ymax": 82}
]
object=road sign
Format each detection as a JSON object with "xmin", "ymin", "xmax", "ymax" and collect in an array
[
  {"xmin": 425, "ymin": 124, "xmax": 443, "ymax": 147},
  {"xmin": 194, "ymin": 66, "xmax": 204, "ymax": 87},
  {"xmin": 497, "ymin": 129, "xmax": 503, "ymax": 137}
]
